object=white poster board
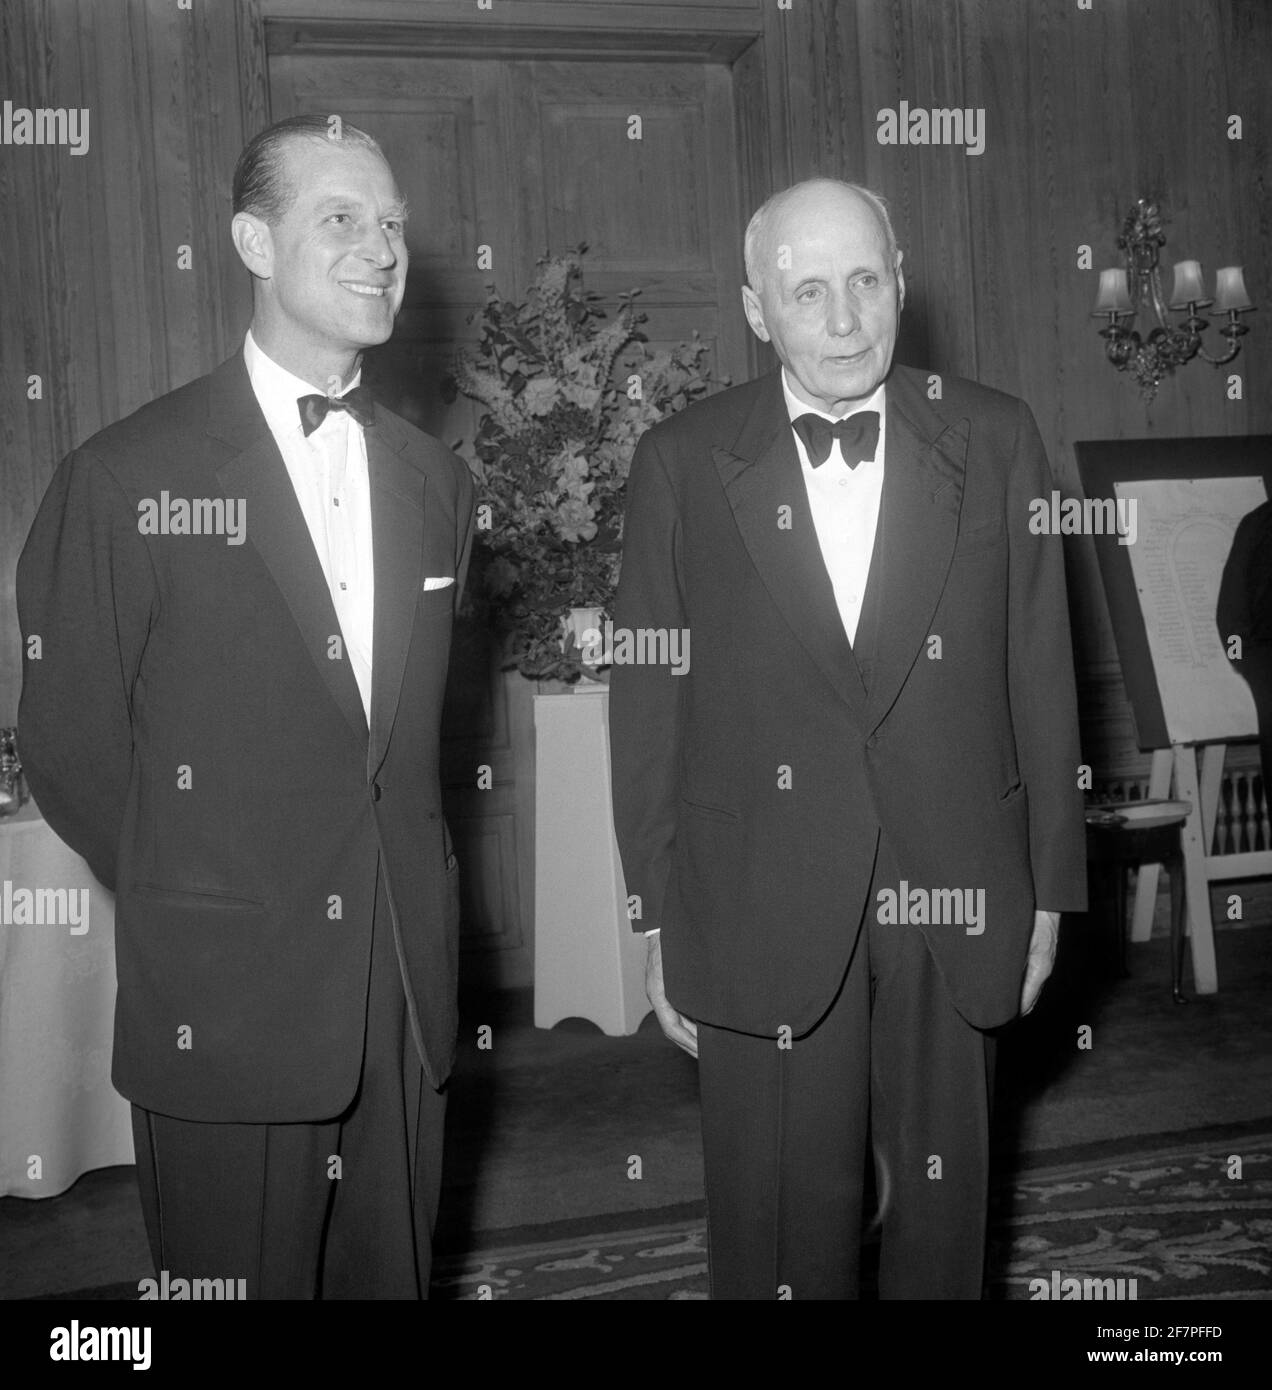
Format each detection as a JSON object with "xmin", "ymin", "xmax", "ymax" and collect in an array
[{"xmin": 1114, "ymin": 476, "xmax": 1266, "ymax": 744}]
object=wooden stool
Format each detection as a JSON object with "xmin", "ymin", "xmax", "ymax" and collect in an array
[{"xmin": 1085, "ymin": 801, "xmax": 1190, "ymax": 1003}]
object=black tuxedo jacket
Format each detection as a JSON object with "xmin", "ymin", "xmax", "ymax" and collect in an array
[
  {"xmin": 17, "ymin": 351, "xmax": 475, "ymax": 1121},
  {"xmin": 609, "ymin": 365, "xmax": 1086, "ymax": 1035},
  {"xmin": 1217, "ymin": 498, "xmax": 1272, "ymax": 646}
]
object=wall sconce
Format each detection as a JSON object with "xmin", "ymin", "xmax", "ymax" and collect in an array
[{"xmin": 1092, "ymin": 199, "xmax": 1254, "ymax": 401}]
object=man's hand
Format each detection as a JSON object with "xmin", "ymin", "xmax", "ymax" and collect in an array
[
  {"xmin": 646, "ymin": 932, "xmax": 698, "ymax": 1058},
  {"xmin": 1020, "ymin": 909, "xmax": 1060, "ymax": 1016}
]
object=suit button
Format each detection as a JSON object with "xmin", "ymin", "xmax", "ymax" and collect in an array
[
  {"xmin": 866, "ymin": 735, "xmax": 878, "ymax": 749},
  {"xmin": 371, "ymin": 782, "xmax": 383, "ymax": 801},
  {"xmin": 446, "ymin": 852, "xmax": 458, "ymax": 871}
]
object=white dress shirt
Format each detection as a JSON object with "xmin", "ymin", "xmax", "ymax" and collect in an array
[
  {"xmin": 243, "ymin": 330, "xmax": 375, "ymax": 721},
  {"xmin": 783, "ymin": 367, "xmax": 886, "ymax": 646}
]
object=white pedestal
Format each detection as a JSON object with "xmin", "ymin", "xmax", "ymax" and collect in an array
[{"xmin": 533, "ymin": 688, "xmax": 652, "ymax": 1035}]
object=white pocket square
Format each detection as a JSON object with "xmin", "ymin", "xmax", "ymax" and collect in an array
[{"xmin": 422, "ymin": 576, "xmax": 455, "ymax": 591}]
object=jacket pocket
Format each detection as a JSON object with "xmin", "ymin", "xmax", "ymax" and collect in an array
[
  {"xmin": 954, "ymin": 515, "xmax": 1006, "ymax": 555},
  {"xmin": 416, "ymin": 587, "xmax": 455, "ymax": 621},
  {"xmin": 130, "ymin": 883, "xmax": 266, "ymax": 910},
  {"xmin": 680, "ymin": 796, "xmax": 741, "ymax": 825}
]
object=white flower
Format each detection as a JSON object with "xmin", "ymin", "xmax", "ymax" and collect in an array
[
  {"xmin": 521, "ymin": 378, "xmax": 561, "ymax": 417},
  {"xmin": 555, "ymin": 498, "xmax": 598, "ymax": 544},
  {"xmin": 561, "ymin": 381, "xmax": 602, "ymax": 412}
]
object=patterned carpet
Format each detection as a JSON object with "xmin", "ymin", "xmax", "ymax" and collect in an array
[
  {"xmin": 431, "ymin": 1126, "xmax": 1272, "ymax": 1300},
  {"xmin": 27, "ymin": 1124, "xmax": 1272, "ymax": 1300}
]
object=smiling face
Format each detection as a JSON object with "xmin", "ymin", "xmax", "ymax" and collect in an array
[
  {"xmin": 232, "ymin": 135, "xmax": 408, "ymax": 389},
  {"xmin": 742, "ymin": 184, "xmax": 904, "ymax": 414}
]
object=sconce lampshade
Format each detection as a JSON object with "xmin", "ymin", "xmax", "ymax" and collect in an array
[
  {"xmin": 1093, "ymin": 268, "xmax": 1133, "ymax": 314},
  {"xmin": 1211, "ymin": 266, "xmax": 1254, "ymax": 314},
  {"xmin": 1168, "ymin": 259, "xmax": 1211, "ymax": 309}
]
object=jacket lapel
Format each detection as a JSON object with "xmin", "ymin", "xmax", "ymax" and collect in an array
[
  {"xmin": 366, "ymin": 410, "xmax": 427, "ymax": 781},
  {"xmin": 712, "ymin": 374, "xmax": 867, "ymax": 720},
  {"xmin": 209, "ymin": 355, "xmax": 369, "ymax": 749},
  {"xmin": 861, "ymin": 368, "xmax": 968, "ymax": 735}
]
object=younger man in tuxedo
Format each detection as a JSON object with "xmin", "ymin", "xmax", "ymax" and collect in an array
[{"xmin": 18, "ymin": 115, "xmax": 474, "ymax": 1298}]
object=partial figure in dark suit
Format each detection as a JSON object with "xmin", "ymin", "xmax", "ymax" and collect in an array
[
  {"xmin": 17, "ymin": 115, "xmax": 475, "ymax": 1299},
  {"xmin": 1217, "ymin": 498, "xmax": 1272, "ymax": 793},
  {"xmin": 608, "ymin": 179, "xmax": 1086, "ymax": 1299}
]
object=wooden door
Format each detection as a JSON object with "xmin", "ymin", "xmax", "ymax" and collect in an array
[{"xmin": 270, "ymin": 46, "xmax": 752, "ymax": 988}]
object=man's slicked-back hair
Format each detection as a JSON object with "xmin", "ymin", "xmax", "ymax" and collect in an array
[
  {"xmin": 744, "ymin": 178, "xmax": 901, "ymax": 295},
  {"xmin": 232, "ymin": 114, "xmax": 386, "ymax": 225}
]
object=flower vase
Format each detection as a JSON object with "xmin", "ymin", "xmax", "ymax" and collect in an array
[{"xmin": 562, "ymin": 606, "xmax": 610, "ymax": 691}]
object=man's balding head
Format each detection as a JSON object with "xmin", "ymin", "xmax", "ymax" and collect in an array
[
  {"xmin": 741, "ymin": 179, "xmax": 904, "ymax": 413},
  {"xmin": 744, "ymin": 179, "xmax": 900, "ymax": 296}
]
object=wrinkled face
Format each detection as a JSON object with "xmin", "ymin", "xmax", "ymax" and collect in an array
[
  {"xmin": 251, "ymin": 137, "xmax": 408, "ymax": 362},
  {"xmin": 742, "ymin": 186, "xmax": 903, "ymax": 414}
]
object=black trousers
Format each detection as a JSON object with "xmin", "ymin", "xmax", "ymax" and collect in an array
[
  {"xmin": 697, "ymin": 833, "xmax": 996, "ymax": 1300},
  {"xmin": 130, "ymin": 855, "xmax": 447, "ymax": 1299}
]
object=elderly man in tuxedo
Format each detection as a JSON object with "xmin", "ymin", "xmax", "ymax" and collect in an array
[
  {"xmin": 609, "ymin": 178, "xmax": 1085, "ymax": 1299},
  {"xmin": 18, "ymin": 114, "xmax": 474, "ymax": 1298}
]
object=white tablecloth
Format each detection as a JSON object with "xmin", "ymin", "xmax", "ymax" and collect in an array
[{"xmin": 0, "ymin": 808, "xmax": 134, "ymax": 1198}]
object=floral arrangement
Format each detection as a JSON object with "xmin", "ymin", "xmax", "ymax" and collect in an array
[{"xmin": 443, "ymin": 246, "xmax": 717, "ymax": 681}]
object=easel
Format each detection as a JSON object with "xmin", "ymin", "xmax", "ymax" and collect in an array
[
  {"xmin": 1130, "ymin": 742, "xmax": 1272, "ymax": 992},
  {"xmin": 1074, "ymin": 434, "xmax": 1272, "ymax": 998}
]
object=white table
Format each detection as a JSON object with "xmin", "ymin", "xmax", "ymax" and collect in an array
[{"xmin": 0, "ymin": 806, "xmax": 134, "ymax": 1198}]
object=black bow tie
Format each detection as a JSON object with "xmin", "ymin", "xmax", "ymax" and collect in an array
[
  {"xmin": 298, "ymin": 386, "xmax": 375, "ymax": 436},
  {"xmin": 792, "ymin": 410, "xmax": 880, "ymax": 468}
]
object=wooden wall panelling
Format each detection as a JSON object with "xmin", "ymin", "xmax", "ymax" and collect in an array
[
  {"xmin": 1, "ymin": 4, "xmax": 61, "ymax": 725},
  {"xmin": 762, "ymin": 0, "xmax": 846, "ymax": 186},
  {"xmin": 903, "ymin": 0, "xmax": 980, "ymax": 377},
  {"xmin": 506, "ymin": 57, "xmax": 748, "ymax": 381},
  {"xmin": 264, "ymin": 0, "xmax": 763, "ymax": 48},
  {"xmin": 704, "ymin": 60, "xmax": 751, "ymax": 377},
  {"xmin": 190, "ymin": 0, "xmax": 263, "ymax": 368},
  {"xmin": 850, "ymin": 0, "xmax": 932, "ymax": 367},
  {"xmin": 730, "ymin": 32, "xmax": 771, "ymax": 378},
  {"xmin": 1, "ymin": 0, "xmax": 266, "ymax": 725}
]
